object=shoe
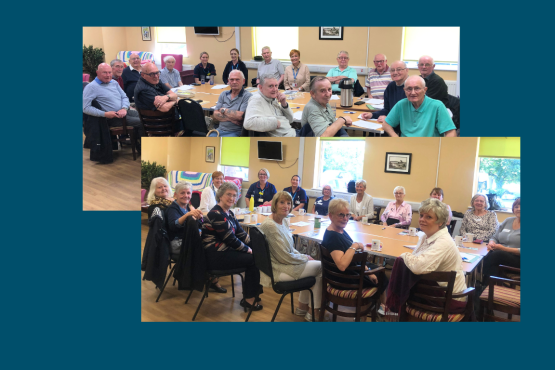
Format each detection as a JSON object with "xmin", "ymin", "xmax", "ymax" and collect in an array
[
  {"xmin": 378, "ymin": 304, "xmax": 397, "ymax": 316},
  {"xmin": 240, "ymin": 298, "xmax": 263, "ymax": 313},
  {"xmin": 209, "ymin": 283, "xmax": 227, "ymax": 293},
  {"xmin": 295, "ymin": 307, "xmax": 308, "ymax": 316},
  {"xmin": 304, "ymin": 312, "xmax": 330, "ymax": 322}
]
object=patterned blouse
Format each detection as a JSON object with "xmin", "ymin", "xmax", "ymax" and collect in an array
[
  {"xmin": 459, "ymin": 209, "xmax": 499, "ymax": 241},
  {"xmin": 381, "ymin": 201, "xmax": 412, "ymax": 226},
  {"xmin": 201, "ymin": 204, "xmax": 250, "ymax": 252}
]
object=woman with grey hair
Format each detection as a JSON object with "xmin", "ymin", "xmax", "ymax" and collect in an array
[
  {"xmin": 201, "ymin": 181, "xmax": 262, "ymax": 310},
  {"xmin": 167, "ymin": 181, "xmax": 204, "ymax": 254},
  {"xmin": 399, "ymin": 198, "xmax": 467, "ymax": 299},
  {"xmin": 350, "ymin": 180, "xmax": 374, "ymax": 221},
  {"xmin": 381, "ymin": 186, "xmax": 412, "ymax": 228},
  {"xmin": 459, "ymin": 194, "xmax": 499, "ymax": 241},
  {"xmin": 160, "ymin": 55, "xmax": 183, "ymax": 89},
  {"xmin": 146, "ymin": 177, "xmax": 174, "ymax": 206}
]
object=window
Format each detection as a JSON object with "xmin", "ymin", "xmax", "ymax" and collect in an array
[
  {"xmin": 220, "ymin": 137, "xmax": 250, "ymax": 181},
  {"xmin": 156, "ymin": 27, "xmax": 188, "ymax": 57},
  {"xmin": 317, "ymin": 139, "xmax": 365, "ymax": 193},
  {"xmin": 221, "ymin": 166, "xmax": 249, "ymax": 181},
  {"xmin": 477, "ymin": 138, "xmax": 520, "ymax": 211},
  {"xmin": 402, "ymin": 27, "xmax": 459, "ymax": 69},
  {"xmin": 252, "ymin": 27, "xmax": 299, "ymax": 60}
]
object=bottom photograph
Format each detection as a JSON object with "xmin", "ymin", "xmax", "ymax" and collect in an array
[{"xmin": 141, "ymin": 137, "xmax": 520, "ymax": 322}]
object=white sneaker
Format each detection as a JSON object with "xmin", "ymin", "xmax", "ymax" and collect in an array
[
  {"xmin": 304, "ymin": 312, "xmax": 330, "ymax": 322},
  {"xmin": 295, "ymin": 307, "xmax": 307, "ymax": 316}
]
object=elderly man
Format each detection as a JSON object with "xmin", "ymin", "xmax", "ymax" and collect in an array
[
  {"xmin": 160, "ymin": 55, "xmax": 183, "ymax": 89},
  {"xmin": 326, "ymin": 51, "xmax": 358, "ymax": 93},
  {"xmin": 256, "ymin": 47, "xmax": 284, "ymax": 86},
  {"xmin": 301, "ymin": 77, "xmax": 352, "ymax": 137},
  {"xmin": 244, "ymin": 74, "xmax": 297, "ymax": 137},
  {"xmin": 365, "ymin": 54, "xmax": 392, "ymax": 99},
  {"xmin": 382, "ymin": 75, "xmax": 456, "ymax": 137},
  {"xmin": 110, "ymin": 59, "xmax": 125, "ymax": 90},
  {"xmin": 83, "ymin": 63, "xmax": 145, "ymax": 137},
  {"xmin": 122, "ymin": 53, "xmax": 142, "ymax": 101},
  {"xmin": 210, "ymin": 70, "xmax": 253, "ymax": 137},
  {"xmin": 418, "ymin": 55, "xmax": 449, "ymax": 108}
]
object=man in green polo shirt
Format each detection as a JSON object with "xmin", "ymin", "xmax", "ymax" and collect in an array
[
  {"xmin": 383, "ymin": 75, "xmax": 457, "ymax": 137},
  {"xmin": 326, "ymin": 50, "xmax": 358, "ymax": 93}
]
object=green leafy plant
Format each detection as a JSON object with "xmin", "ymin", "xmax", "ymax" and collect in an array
[
  {"xmin": 83, "ymin": 45, "xmax": 106, "ymax": 80},
  {"xmin": 141, "ymin": 161, "xmax": 167, "ymax": 192}
]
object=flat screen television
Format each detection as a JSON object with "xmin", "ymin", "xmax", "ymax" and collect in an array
[
  {"xmin": 194, "ymin": 27, "xmax": 220, "ymax": 35},
  {"xmin": 258, "ymin": 141, "xmax": 283, "ymax": 161}
]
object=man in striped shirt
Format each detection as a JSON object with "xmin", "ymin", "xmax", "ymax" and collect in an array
[{"xmin": 365, "ymin": 54, "xmax": 392, "ymax": 99}]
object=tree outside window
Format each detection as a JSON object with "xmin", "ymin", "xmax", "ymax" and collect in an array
[
  {"xmin": 477, "ymin": 157, "xmax": 520, "ymax": 210},
  {"xmin": 318, "ymin": 140, "xmax": 365, "ymax": 193}
]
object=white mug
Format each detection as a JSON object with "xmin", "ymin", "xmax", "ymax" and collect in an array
[
  {"xmin": 299, "ymin": 209, "xmax": 306, "ymax": 216},
  {"xmin": 371, "ymin": 239, "xmax": 380, "ymax": 251},
  {"xmin": 251, "ymin": 214, "xmax": 258, "ymax": 223},
  {"xmin": 243, "ymin": 214, "xmax": 251, "ymax": 223},
  {"xmin": 264, "ymin": 206, "xmax": 271, "ymax": 213},
  {"xmin": 256, "ymin": 207, "xmax": 263, "ymax": 214},
  {"xmin": 409, "ymin": 227, "xmax": 417, "ymax": 236},
  {"xmin": 362, "ymin": 216, "xmax": 368, "ymax": 224},
  {"xmin": 465, "ymin": 233, "xmax": 475, "ymax": 241},
  {"xmin": 454, "ymin": 235, "xmax": 463, "ymax": 246},
  {"xmin": 234, "ymin": 207, "xmax": 240, "ymax": 215}
]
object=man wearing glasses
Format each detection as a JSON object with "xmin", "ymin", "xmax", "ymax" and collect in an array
[
  {"xmin": 122, "ymin": 53, "xmax": 142, "ymax": 102},
  {"xmin": 382, "ymin": 75, "xmax": 456, "ymax": 137},
  {"xmin": 365, "ymin": 54, "xmax": 392, "ymax": 99},
  {"xmin": 418, "ymin": 55, "xmax": 449, "ymax": 108},
  {"xmin": 326, "ymin": 51, "xmax": 358, "ymax": 93}
]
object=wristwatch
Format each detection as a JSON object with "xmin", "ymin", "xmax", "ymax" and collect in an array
[
  {"xmin": 349, "ymin": 247, "xmax": 357, "ymax": 252},
  {"xmin": 220, "ymin": 108, "xmax": 226, "ymax": 115}
]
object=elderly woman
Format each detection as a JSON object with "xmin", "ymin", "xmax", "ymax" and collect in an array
[
  {"xmin": 284, "ymin": 49, "xmax": 310, "ymax": 92},
  {"xmin": 430, "ymin": 188, "xmax": 452, "ymax": 225},
  {"xmin": 146, "ymin": 177, "xmax": 174, "ymax": 207},
  {"xmin": 193, "ymin": 52, "xmax": 217, "ymax": 84},
  {"xmin": 199, "ymin": 171, "xmax": 225, "ymax": 213},
  {"xmin": 283, "ymin": 175, "xmax": 307, "ymax": 212},
  {"xmin": 482, "ymin": 198, "xmax": 521, "ymax": 285},
  {"xmin": 459, "ymin": 194, "xmax": 499, "ymax": 241},
  {"xmin": 222, "ymin": 48, "xmax": 248, "ymax": 86},
  {"xmin": 322, "ymin": 199, "xmax": 388, "ymax": 314},
  {"xmin": 167, "ymin": 182, "xmax": 204, "ymax": 255},
  {"xmin": 350, "ymin": 180, "xmax": 374, "ymax": 221},
  {"xmin": 381, "ymin": 186, "xmax": 412, "ymax": 228},
  {"xmin": 397, "ymin": 198, "xmax": 467, "ymax": 302},
  {"xmin": 260, "ymin": 192, "xmax": 324, "ymax": 321},
  {"xmin": 201, "ymin": 181, "xmax": 262, "ymax": 310},
  {"xmin": 160, "ymin": 56, "xmax": 183, "ymax": 89},
  {"xmin": 245, "ymin": 168, "xmax": 277, "ymax": 208},
  {"xmin": 312, "ymin": 185, "xmax": 334, "ymax": 215}
]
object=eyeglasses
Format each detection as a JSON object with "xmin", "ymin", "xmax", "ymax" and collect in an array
[
  {"xmin": 337, "ymin": 213, "xmax": 352, "ymax": 219},
  {"xmin": 338, "ymin": 57, "xmax": 349, "ymax": 60},
  {"xmin": 224, "ymin": 193, "xmax": 238, "ymax": 199},
  {"xmin": 404, "ymin": 87, "xmax": 423, "ymax": 93},
  {"xmin": 143, "ymin": 71, "xmax": 161, "ymax": 77},
  {"xmin": 418, "ymin": 63, "xmax": 432, "ymax": 67},
  {"xmin": 258, "ymin": 173, "xmax": 268, "ymax": 177},
  {"xmin": 390, "ymin": 68, "xmax": 406, "ymax": 73},
  {"xmin": 394, "ymin": 192, "xmax": 404, "ymax": 195},
  {"xmin": 374, "ymin": 60, "xmax": 385, "ymax": 63}
]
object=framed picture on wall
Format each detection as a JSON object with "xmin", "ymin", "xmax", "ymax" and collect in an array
[
  {"xmin": 385, "ymin": 152, "xmax": 412, "ymax": 174},
  {"xmin": 319, "ymin": 27, "xmax": 344, "ymax": 40},
  {"xmin": 206, "ymin": 146, "xmax": 215, "ymax": 163},
  {"xmin": 142, "ymin": 27, "xmax": 151, "ymax": 41}
]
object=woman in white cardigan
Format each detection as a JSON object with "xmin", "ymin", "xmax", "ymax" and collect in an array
[
  {"xmin": 199, "ymin": 171, "xmax": 225, "ymax": 213},
  {"xmin": 349, "ymin": 180, "xmax": 374, "ymax": 221}
]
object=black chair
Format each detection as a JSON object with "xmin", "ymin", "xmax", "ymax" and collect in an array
[
  {"xmin": 138, "ymin": 107, "xmax": 176, "ymax": 137},
  {"xmin": 246, "ymin": 227, "xmax": 316, "ymax": 322},
  {"xmin": 299, "ymin": 123, "xmax": 315, "ymax": 137},
  {"xmin": 177, "ymin": 98, "xmax": 209, "ymax": 136},
  {"xmin": 251, "ymin": 78, "xmax": 258, "ymax": 87},
  {"xmin": 353, "ymin": 79, "xmax": 365, "ymax": 97},
  {"xmin": 190, "ymin": 192, "xmax": 201, "ymax": 209},
  {"xmin": 241, "ymin": 127, "xmax": 269, "ymax": 137},
  {"xmin": 447, "ymin": 94, "xmax": 460, "ymax": 130},
  {"xmin": 155, "ymin": 253, "xmax": 179, "ymax": 302}
]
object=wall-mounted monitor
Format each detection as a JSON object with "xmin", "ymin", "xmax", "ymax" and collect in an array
[
  {"xmin": 194, "ymin": 27, "xmax": 220, "ymax": 35},
  {"xmin": 258, "ymin": 141, "xmax": 283, "ymax": 161}
]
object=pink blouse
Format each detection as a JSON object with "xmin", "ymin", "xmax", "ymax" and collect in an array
[{"xmin": 381, "ymin": 201, "xmax": 412, "ymax": 226}]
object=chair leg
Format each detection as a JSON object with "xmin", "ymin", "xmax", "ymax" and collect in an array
[
  {"xmin": 231, "ymin": 274, "xmax": 235, "ymax": 297},
  {"xmin": 192, "ymin": 280, "xmax": 210, "ymax": 321},
  {"xmin": 332, "ymin": 303, "xmax": 338, "ymax": 322},
  {"xmin": 371, "ymin": 301, "xmax": 377, "ymax": 322},
  {"xmin": 272, "ymin": 294, "xmax": 288, "ymax": 322},
  {"xmin": 290, "ymin": 293, "xmax": 295, "ymax": 314},
  {"xmin": 185, "ymin": 289, "xmax": 194, "ymax": 304},
  {"xmin": 308, "ymin": 290, "xmax": 315, "ymax": 322},
  {"xmin": 245, "ymin": 293, "xmax": 258, "ymax": 322},
  {"xmin": 130, "ymin": 129, "xmax": 137, "ymax": 160},
  {"xmin": 155, "ymin": 264, "xmax": 176, "ymax": 302}
]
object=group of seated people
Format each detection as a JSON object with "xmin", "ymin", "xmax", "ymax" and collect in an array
[{"xmin": 145, "ymin": 171, "xmax": 520, "ymax": 320}]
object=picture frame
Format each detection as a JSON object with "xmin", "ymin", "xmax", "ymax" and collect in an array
[
  {"xmin": 385, "ymin": 152, "xmax": 412, "ymax": 174},
  {"xmin": 141, "ymin": 27, "xmax": 151, "ymax": 41},
  {"xmin": 206, "ymin": 146, "xmax": 215, "ymax": 163},
  {"xmin": 319, "ymin": 27, "xmax": 344, "ymax": 40}
]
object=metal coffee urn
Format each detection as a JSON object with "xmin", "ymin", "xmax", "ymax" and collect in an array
[{"xmin": 339, "ymin": 78, "xmax": 354, "ymax": 107}]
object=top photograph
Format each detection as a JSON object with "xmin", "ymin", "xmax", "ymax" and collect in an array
[{"xmin": 83, "ymin": 27, "xmax": 460, "ymax": 139}]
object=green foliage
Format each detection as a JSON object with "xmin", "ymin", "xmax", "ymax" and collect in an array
[
  {"xmin": 83, "ymin": 45, "xmax": 106, "ymax": 80},
  {"xmin": 321, "ymin": 141, "xmax": 365, "ymax": 189},
  {"xmin": 479, "ymin": 158, "xmax": 520, "ymax": 192},
  {"xmin": 141, "ymin": 161, "xmax": 167, "ymax": 192}
]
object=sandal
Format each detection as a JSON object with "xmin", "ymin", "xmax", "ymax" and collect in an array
[{"xmin": 240, "ymin": 298, "xmax": 263, "ymax": 313}]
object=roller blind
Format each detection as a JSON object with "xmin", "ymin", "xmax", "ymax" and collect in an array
[
  {"xmin": 221, "ymin": 137, "xmax": 250, "ymax": 167},
  {"xmin": 156, "ymin": 27, "xmax": 186, "ymax": 43},
  {"xmin": 252, "ymin": 27, "xmax": 299, "ymax": 60},
  {"xmin": 479, "ymin": 137, "xmax": 520, "ymax": 158},
  {"xmin": 403, "ymin": 27, "xmax": 459, "ymax": 63}
]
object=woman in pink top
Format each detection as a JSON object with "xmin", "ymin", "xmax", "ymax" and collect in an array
[{"xmin": 381, "ymin": 186, "xmax": 412, "ymax": 228}]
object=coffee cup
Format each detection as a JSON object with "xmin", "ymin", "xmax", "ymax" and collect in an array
[
  {"xmin": 299, "ymin": 209, "xmax": 306, "ymax": 216},
  {"xmin": 256, "ymin": 207, "xmax": 263, "ymax": 214},
  {"xmin": 251, "ymin": 214, "xmax": 258, "ymax": 223},
  {"xmin": 454, "ymin": 235, "xmax": 463, "ymax": 246},
  {"xmin": 244, "ymin": 214, "xmax": 251, "ymax": 223},
  {"xmin": 371, "ymin": 239, "xmax": 380, "ymax": 251},
  {"xmin": 314, "ymin": 216, "xmax": 321, "ymax": 229},
  {"xmin": 465, "ymin": 233, "xmax": 475, "ymax": 241},
  {"xmin": 264, "ymin": 206, "xmax": 271, "ymax": 213},
  {"xmin": 362, "ymin": 216, "xmax": 368, "ymax": 224},
  {"xmin": 234, "ymin": 207, "xmax": 240, "ymax": 215},
  {"xmin": 409, "ymin": 227, "xmax": 417, "ymax": 236}
]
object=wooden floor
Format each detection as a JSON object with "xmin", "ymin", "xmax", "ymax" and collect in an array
[
  {"xmin": 140, "ymin": 214, "xmax": 519, "ymax": 323},
  {"xmin": 83, "ymin": 135, "xmax": 141, "ymax": 211}
]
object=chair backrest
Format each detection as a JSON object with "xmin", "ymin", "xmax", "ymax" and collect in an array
[
  {"xmin": 83, "ymin": 74, "xmax": 90, "ymax": 82},
  {"xmin": 299, "ymin": 123, "xmax": 315, "ymax": 137},
  {"xmin": 161, "ymin": 54, "xmax": 183, "ymax": 72},
  {"xmin": 447, "ymin": 94, "xmax": 460, "ymax": 129},
  {"xmin": 251, "ymin": 77, "xmax": 258, "ymax": 87},
  {"xmin": 450, "ymin": 217, "xmax": 463, "ymax": 237},
  {"xmin": 137, "ymin": 107, "xmax": 176, "ymax": 137},
  {"xmin": 191, "ymin": 191, "xmax": 201, "ymax": 209},
  {"xmin": 249, "ymin": 227, "xmax": 276, "ymax": 285},
  {"xmin": 320, "ymin": 245, "xmax": 368, "ymax": 291},
  {"xmin": 177, "ymin": 98, "xmax": 208, "ymax": 134},
  {"xmin": 353, "ymin": 79, "xmax": 365, "ymax": 97},
  {"xmin": 406, "ymin": 271, "xmax": 456, "ymax": 322},
  {"xmin": 141, "ymin": 189, "xmax": 147, "ymax": 203},
  {"xmin": 180, "ymin": 70, "xmax": 195, "ymax": 85},
  {"xmin": 371, "ymin": 205, "xmax": 383, "ymax": 224}
]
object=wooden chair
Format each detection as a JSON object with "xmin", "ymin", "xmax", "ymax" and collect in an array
[
  {"xmin": 138, "ymin": 107, "xmax": 176, "ymax": 137},
  {"xmin": 109, "ymin": 116, "xmax": 138, "ymax": 160},
  {"xmin": 319, "ymin": 245, "xmax": 385, "ymax": 322},
  {"xmin": 246, "ymin": 228, "xmax": 316, "ymax": 322},
  {"xmin": 399, "ymin": 271, "xmax": 475, "ymax": 322},
  {"xmin": 479, "ymin": 265, "xmax": 520, "ymax": 322}
]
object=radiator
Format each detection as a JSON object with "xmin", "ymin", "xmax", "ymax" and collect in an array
[{"xmin": 445, "ymin": 80, "xmax": 458, "ymax": 96}]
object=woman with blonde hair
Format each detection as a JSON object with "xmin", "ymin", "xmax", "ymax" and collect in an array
[
  {"xmin": 459, "ymin": 194, "xmax": 499, "ymax": 241},
  {"xmin": 349, "ymin": 180, "xmax": 374, "ymax": 221}
]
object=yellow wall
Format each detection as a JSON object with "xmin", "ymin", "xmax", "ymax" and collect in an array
[
  {"xmin": 187, "ymin": 137, "xmax": 221, "ymax": 174},
  {"xmin": 141, "ymin": 137, "xmax": 170, "ymax": 169},
  {"xmin": 125, "ymin": 27, "xmax": 156, "ymax": 57}
]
